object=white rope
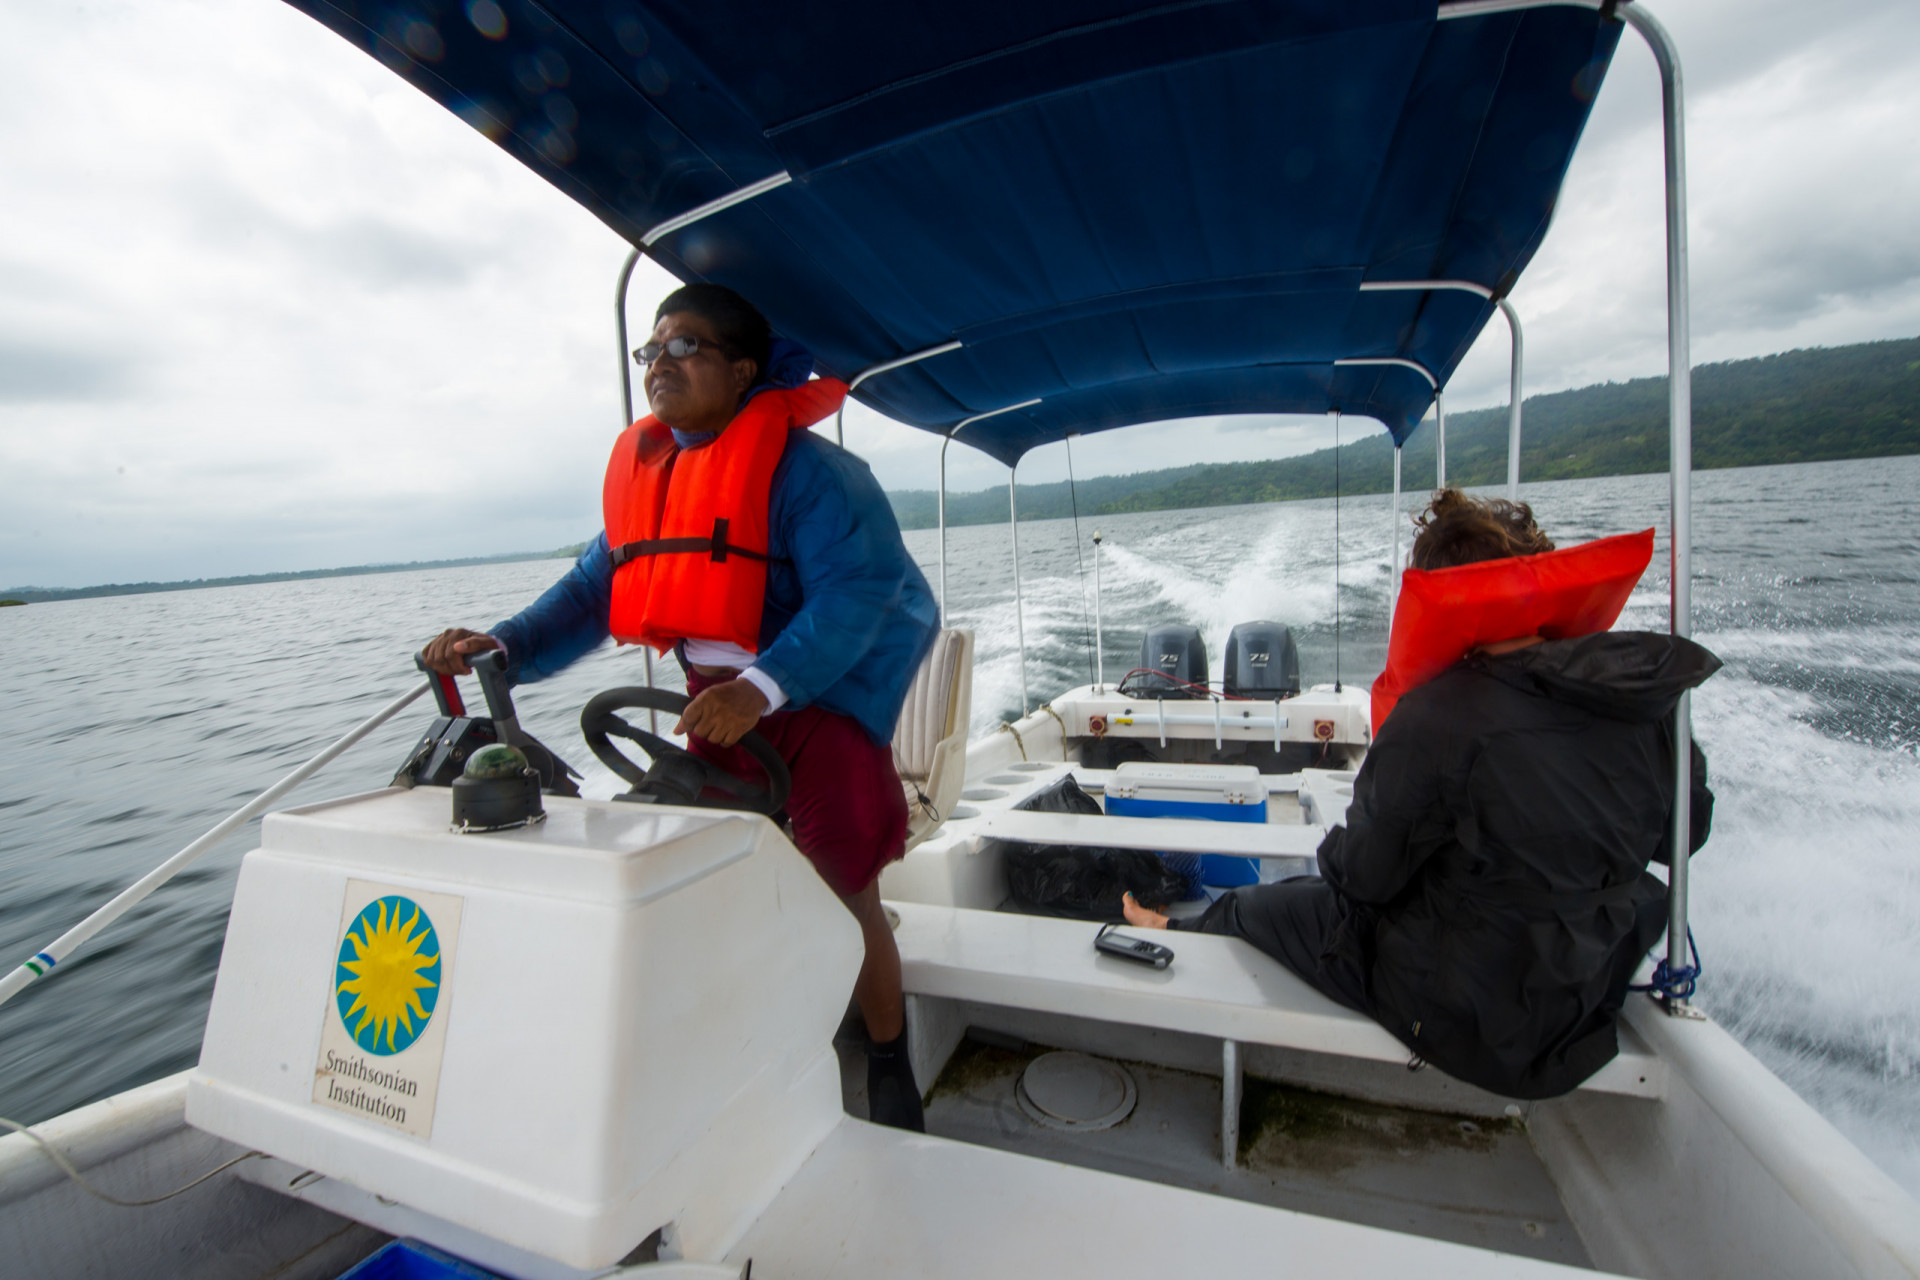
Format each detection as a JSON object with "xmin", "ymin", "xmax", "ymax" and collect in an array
[
  {"xmin": 0, "ymin": 1115, "xmax": 259, "ymax": 1207},
  {"xmin": 0, "ymin": 680, "xmax": 430, "ymax": 1010}
]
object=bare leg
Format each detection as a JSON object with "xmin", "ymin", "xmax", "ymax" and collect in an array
[
  {"xmin": 841, "ymin": 881, "xmax": 904, "ymax": 1043},
  {"xmin": 1122, "ymin": 891, "xmax": 1171, "ymax": 930},
  {"xmin": 843, "ymin": 881, "xmax": 921, "ymax": 1130}
]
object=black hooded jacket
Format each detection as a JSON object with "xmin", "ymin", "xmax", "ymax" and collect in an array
[{"xmin": 1319, "ymin": 631, "xmax": 1719, "ymax": 1099}]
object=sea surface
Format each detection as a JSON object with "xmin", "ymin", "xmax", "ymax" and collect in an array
[{"xmin": 3, "ymin": 455, "xmax": 1917, "ymax": 1194}]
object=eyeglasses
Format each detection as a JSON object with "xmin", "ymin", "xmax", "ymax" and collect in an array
[{"xmin": 632, "ymin": 335, "xmax": 735, "ymax": 366}]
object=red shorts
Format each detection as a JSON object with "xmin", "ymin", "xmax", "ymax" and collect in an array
[{"xmin": 685, "ymin": 668, "xmax": 908, "ymax": 897}]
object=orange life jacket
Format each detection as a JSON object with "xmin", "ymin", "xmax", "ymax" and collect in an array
[
  {"xmin": 603, "ymin": 379, "xmax": 848, "ymax": 653},
  {"xmin": 1371, "ymin": 529, "xmax": 1655, "ymax": 733}
]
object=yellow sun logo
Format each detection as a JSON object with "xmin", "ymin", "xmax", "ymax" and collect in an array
[{"xmin": 334, "ymin": 895, "xmax": 442, "ymax": 1056}]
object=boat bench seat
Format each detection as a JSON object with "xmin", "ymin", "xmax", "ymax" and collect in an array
[{"xmin": 892, "ymin": 900, "xmax": 1665, "ymax": 1103}]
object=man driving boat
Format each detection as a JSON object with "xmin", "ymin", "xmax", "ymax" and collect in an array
[{"xmin": 421, "ymin": 283, "xmax": 939, "ymax": 1131}]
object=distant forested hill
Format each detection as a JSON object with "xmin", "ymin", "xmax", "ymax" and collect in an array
[{"xmin": 888, "ymin": 336, "xmax": 1920, "ymax": 529}]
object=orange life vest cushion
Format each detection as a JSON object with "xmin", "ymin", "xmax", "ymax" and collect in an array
[
  {"xmin": 604, "ymin": 379, "xmax": 848, "ymax": 653},
  {"xmin": 1372, "ymin": 529, "xmax": 1655, "ymax": 733}
]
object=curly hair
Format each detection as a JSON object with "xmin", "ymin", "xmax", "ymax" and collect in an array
[{"xmin": 1409, "ymin": 487, "xmax": 1555, "ymax": 570}]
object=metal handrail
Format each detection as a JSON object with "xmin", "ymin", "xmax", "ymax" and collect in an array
[
  {"xmin": 1332, "ymin": 355, "xmax": 1438, "ymax": 388},
  {"xmin": 937, "ymin": 399, "xmax": 1041, "ymax": 616},
  {"xmin": 835, "ymin": 340, "xmax": 963, "ymax": 446},
  {"xmin": 1620, "ymin": 1, "xmax": 1699, "ymax": 1013},
  {"xmin": 1355, "ymin": 280, "xmax": 1524, "ymax": 495},
  {"xmin": 1433, "ymin": 0, "xmax": 1698, "ymax": 1011},
  {"xmin": 0, "ymin": 681, "xmax": 431, "ymax": 1011}
]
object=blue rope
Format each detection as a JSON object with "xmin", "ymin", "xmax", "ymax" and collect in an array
[{"xmin": 1631, "ymin": 927, "xmax": 1702, "ymax": 1001}]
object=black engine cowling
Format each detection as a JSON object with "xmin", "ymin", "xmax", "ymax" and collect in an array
[
  {"xmin": 1224, "ymin": 621, "xmax": 1301, "ymax": 698},
  {"xmin": 1136, "ymin": 623, "xmax": 1208, "ymax": 698}
]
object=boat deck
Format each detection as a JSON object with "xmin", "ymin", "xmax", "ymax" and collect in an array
[{"xmin": 838, "ymin": 1034, "xmax": 1595, "ymax": 1269}]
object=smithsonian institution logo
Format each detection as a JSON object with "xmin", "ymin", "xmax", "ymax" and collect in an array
[{"xmin": 333, "ymin": 894, "xmax": 442, "ymax": 1056}]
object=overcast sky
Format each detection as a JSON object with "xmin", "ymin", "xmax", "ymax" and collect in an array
[{"xmin": 4, "ymin": 0, "xmax": 1918, "ymax": 589}]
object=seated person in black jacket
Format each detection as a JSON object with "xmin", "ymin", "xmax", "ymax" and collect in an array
[{"xmin": 1122, "ymin": 489, "xmax": 1719, "ymax": 1099}]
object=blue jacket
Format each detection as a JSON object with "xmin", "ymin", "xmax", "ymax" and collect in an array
[{"xmin": 491, "ymin": 429, "xmax": 939, "ymax": 745}]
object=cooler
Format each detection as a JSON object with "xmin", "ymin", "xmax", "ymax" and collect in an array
[{"xmin": 1103, "ymin": 762, "xmax": 1268, "ymax": 887}]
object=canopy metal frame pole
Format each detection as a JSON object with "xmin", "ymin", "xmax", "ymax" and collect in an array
[
  {"xmin": 938, "ymin": 399, "xmax": 1041, "ymax": 618},
  {"xmin": 1009, "ymin": 463, "xmax": 1029, "ymax": 718},
  {"xmin": 1355, "ymin": 280, "xmax": 1525, "ymax": 491},
  {"xmin": 1435, "ymin": 0, "xmax": 1698, "ymax": 1012},
  {"xmin": 1620, "ymin": 1, "xmax": 1699, "ymax": 1016},
  {"xmin": 613, "ymin": 171, "xmax": 793, "ymax": 730},
  {"xmin": 1092, "ymin": 531, "xmax": 1105, "ymax": 693},
  {"xmin": 1391, "ymin": 445, "xmax": 1403, "ymax": 622},
  {"xmin": 836, "ymin": 340, "xmax": 964, "ymax": 447},
  {"xmin": 1499, "ymin": 298, "xmax": 1526, "ymax": 499},
  {"xmin": 0, "ymin": 681, "xmax": 431, "ymax": 1010},
  {"xmin": 1332, "ymin": 355, "xmax": 1438, "ymax": 389}
]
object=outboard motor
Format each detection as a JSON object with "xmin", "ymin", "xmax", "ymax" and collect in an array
[
  {"xmin": 1135, "ymin": 623, "xmax": 1208, "ymax": 698},
  {"xmin": 1224, "ymin": 621, "xmax": 1301, "ymax": 698}
]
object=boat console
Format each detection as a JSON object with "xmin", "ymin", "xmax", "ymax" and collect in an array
[{"xmin": 186, "ymin": 786, "xmax": 861, "ymax": 1269}]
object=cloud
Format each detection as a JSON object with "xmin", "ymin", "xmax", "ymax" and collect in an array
[
  {"xmin": 0, "ymin": 334, "xmax": 136, "ymax": 404},
  {"xmin": 2, "ymin": 0, "xmax": 1917, "ymax": 587}
]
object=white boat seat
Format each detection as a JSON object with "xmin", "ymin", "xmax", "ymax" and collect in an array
[
  {"xmin": 892, "ymin": 901, "xmax": 1664, "ymax": 1101},
  {"xmin": 893, "ymin": 628, "xmax": 974, "ymax": 853}
]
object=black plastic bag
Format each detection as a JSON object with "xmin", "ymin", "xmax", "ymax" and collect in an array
[{"xmin": 1002, "ymin": 776, "xmax": 1189, "ymax": 921}]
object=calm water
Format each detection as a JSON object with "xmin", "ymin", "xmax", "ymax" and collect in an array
[{"xmin": 3, "ymin": 456, "xmax": 1917, "ymax": 1193}]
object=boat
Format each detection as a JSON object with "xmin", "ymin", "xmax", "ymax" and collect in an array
[{"xmin": 4, "ymin": 2, "xmax": 1918, "ymax": 1277}]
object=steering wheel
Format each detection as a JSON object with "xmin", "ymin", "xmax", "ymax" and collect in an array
[{"xmin": 580, "ymin": 687, "xmax": 791, "ymax": 816}]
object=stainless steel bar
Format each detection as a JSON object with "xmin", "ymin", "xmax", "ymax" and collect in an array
[
  {"xmin": 0, "ymin": 681, "xmax": 431, "ymax": 1009},
  {"xmin": 1113, "ymin": 711, "xmax": 1288, "ymax": 730},
  {"xmin": 939, "ymin": 431, "xmax": 954, "ymax": 616},
  {"xmin": 939, "ymin": 399, "xmax": 1040, "ymax": 619},
  {"xmin": 1437, "ymin": 0, "xmax": 1603, "ymax": 17},
  {"xmin": 618, "ymin": 173, "xmax": 793, "ymax": 420},
  {"xmin": 615, "ymin": 249, "xmax": 655, "ymax": 727},
  {"xmin": 1222, "ymin": 1039, "xmax": 1241, "ymax": 1170},
  {"xmin": 1500, "ymin": 297, "xmax": 1525, "ymax": 499},
  {"xmin": 1357, "ymin": 279, "xmax": 1494, "ymax": 299},
  {"xmin": 1009, "ymin": 463, "xmax": 1028, "ymax": 718},
  {"xmin": 642, "ymin": 171, "xmax": 791, "ymax": 247},
  {"xmin": 1092, "ymin": 531, "xmax": 1105, "ymax": 693},
  {"xmin": 616, "ymin": 248, "xmax": 641, "ymax": 426},
  {"xmin": 1620, "ymin": 2, "xmax": 1697, "ymax": 1010},
  {"xmin": 1356, "ymin": 280, "xmax": 1524, "ymax": 494},
  {"xmin": 1333, "ymin": 356, "xmax": 1437, "ymax": 388},
  {"xmin": 1391, "ymin": 445, "xmax": 1403, "ymax": 623},
  {"xmin": 836, "ymin": 339, "xmax": 963, "ymax": 447}
]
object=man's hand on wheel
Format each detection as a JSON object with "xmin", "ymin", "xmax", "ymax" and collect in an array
[
  {"xmin": 421, "ymin": 628, "xmax": 501, "ymax": 676},
  {"xmin": 676, "ymin": 678, "xmax": 769, "ymax": 748}
]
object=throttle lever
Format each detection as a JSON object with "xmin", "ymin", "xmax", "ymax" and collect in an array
[{"xmin": 466, "ymin": 648, "xmax": 523, "ymax": 748}]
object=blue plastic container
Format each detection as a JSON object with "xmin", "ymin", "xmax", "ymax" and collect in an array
[
  {"xmin": 335, "ymin": 1240, "xmax": 507, "ymax": 1280},
  {"xmin": 1103, "ymin": 764, "xmax": 1268, "ymax": 888}
]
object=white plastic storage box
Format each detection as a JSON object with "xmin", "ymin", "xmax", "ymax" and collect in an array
[
  {"xmin": 185, "ymin": 786, "xmax": 862, "ymax": 1270},
  {"xmin": 1104, "ymin": 762, "xmax": 1268, "ymax": 887}
]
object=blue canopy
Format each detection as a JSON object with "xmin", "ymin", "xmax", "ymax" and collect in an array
[{"xmin": 285, "ymin": 1, "xmax": 1621, "ymax": 464}]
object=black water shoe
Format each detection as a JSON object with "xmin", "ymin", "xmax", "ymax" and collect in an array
[{"xmin": 867, "ymin": 1028, "xmax": 926, "ymax": 1132}]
